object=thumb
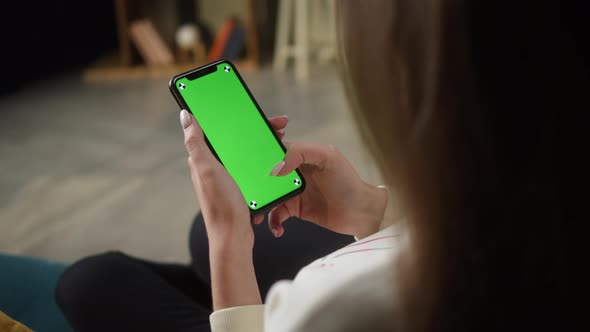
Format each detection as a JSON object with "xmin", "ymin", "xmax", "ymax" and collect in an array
[
  {"xmin": 271, "ymin": 142, "xmax": 334, "ymax": 176},
  {"xmin": 180, "ymin": 109, "xmax": 214, "ymax": 163}
]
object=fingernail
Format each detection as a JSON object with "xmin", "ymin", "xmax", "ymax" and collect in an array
[
  {"xmin": 277, "ymin": 129, "xmax": 285, "ymax": 136},
  {"xmin": 270, "ymin": 160, "xmax": 285, "ymax": 176},
  {"xmin": 272, "ymin": 228, "xmax": 279, "ymax": 237},
  {"xmin": 180, "ymin": 110, "xmax": 192, "ymax": 129}
]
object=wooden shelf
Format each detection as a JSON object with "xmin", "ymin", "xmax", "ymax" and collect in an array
[
  {"xmin": 91, "ymin": 0, "xmax": 261, "ymax": 82},
  {"xmin": 83, "ymin": 59, "xmax": 258, "ymax": 82}
]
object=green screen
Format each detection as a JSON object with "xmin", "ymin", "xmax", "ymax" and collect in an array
[{"xmin": 174, "ymin": 61, "xmax": 303, "ymax": 212}]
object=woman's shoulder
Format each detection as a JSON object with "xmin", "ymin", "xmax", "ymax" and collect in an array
[
  {"xmin": 264, "ymin": 225, "xmax": 404, "ymax": 332},
  {"xmin": 265, "ymin": 258, "xmax": 400, "ymax": 332},
  {"xmin": 298, "ymin": 264, "xmax": 399, "ymax": 332}
]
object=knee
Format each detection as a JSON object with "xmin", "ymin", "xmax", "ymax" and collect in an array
[{"xmin": 55, "ymin": 251, "xmax": 129, "ymax": 314}]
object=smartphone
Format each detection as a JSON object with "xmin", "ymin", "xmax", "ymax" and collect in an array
[{"xmin": 169, "ymin": 60, "xmax": 305, "ymax": 215}]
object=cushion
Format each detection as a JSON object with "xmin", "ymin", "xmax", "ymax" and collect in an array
[{"xmin": 0, "ymin": 253, "xmax": 72, "ymax": 332}]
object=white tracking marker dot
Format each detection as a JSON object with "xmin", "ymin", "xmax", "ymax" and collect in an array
[{"xmin": 250, "ymin": 201, "xmax": 257, "ymax": 208}]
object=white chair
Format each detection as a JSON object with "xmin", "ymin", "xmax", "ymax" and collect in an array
[{"xmin": 273, "ymin": 0, "xmax": 336, "ymax": 81}]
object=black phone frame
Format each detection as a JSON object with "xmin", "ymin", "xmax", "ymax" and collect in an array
[{"xmin": 168, "ymin": 59, "xmax": 306, "ymax": 216}]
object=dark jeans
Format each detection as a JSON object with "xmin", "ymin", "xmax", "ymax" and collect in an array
[{"xmin": 55, "ymin": 213, "xmax": 353, "ymax": 332}]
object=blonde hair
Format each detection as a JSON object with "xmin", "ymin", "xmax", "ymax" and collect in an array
[{"xmin": 337, "ymin": 1, "xmax": 587, "ymax": 331}]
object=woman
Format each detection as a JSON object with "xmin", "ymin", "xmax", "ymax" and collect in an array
[{"xmin": 56, "ymin": 1, "xmax": 587, "ymax": 331}]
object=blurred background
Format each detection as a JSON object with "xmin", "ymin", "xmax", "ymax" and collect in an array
[{"xmin": 0, "ymin": 0, "xmax": 381, "ymax": 264}]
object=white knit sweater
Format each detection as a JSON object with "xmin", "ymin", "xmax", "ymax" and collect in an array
[{"xmin": 210, "ymin": 200, "xmax": 402, "ymax": 332}]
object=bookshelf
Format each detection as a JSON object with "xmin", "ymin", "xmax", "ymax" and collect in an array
[{"xmin": 84, "ymin": 0, "xmax": 259, "ymax": 82}]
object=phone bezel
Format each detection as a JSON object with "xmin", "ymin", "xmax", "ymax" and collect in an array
[{"xmin": 169, "ymin": 59, "xmax": 306, "ymax": 216}]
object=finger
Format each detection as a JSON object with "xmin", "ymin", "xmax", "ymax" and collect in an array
[
  {"xmin": 253, "ymin": 214, "xmax": 264, "ymax": 225},
  {"xmin": 270, "ymin": 142, "xmax": 333, "ymax": 176},
  {"xmin": 268, "ymin": 204, "xmax": 291, "ymax": 237},
  {"xmin": 276, "ymin": 129, "xmax": 285, "ymax": 140},
  {"xmin": 180, "ymin": 109, "xmax": 215, "ymax": 163},
  {"xmin": 268, "ymin": 115, "xmax": 288, "ymax": 131}
]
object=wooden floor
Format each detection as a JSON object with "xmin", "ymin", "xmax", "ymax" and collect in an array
[{"xmin": 0, "ymin": 64, "xmax": 381, "ymax": 264}]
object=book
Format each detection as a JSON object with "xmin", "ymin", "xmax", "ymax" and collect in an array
[
  {"xmin": 129, "ymin": 19, "xmax": 174, "ymax": 66},
  {"xmin": 208, "ymin": 18, "xmax": 236, "ymax": 62},
  {"xmin": 221, "ymin": 25, "xmax": 246, "ymax": 60}
]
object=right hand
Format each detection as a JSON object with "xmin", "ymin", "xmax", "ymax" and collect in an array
[{"xmin": 265, "ymin": 143, "xmax": 388, "ymax": 239}]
